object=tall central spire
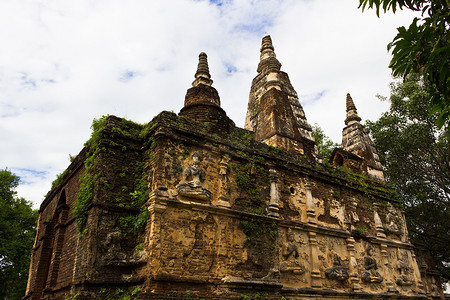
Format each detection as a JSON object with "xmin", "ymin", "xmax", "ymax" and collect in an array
[{"xmin": 245, "ymin": 35, "xmax": 320, "ymax": 161}]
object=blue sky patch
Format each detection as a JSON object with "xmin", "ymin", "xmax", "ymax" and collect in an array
[
  {"xmin": 20, "ymin": 73, "xmax": 37, "ymax": 87},
  {"xmin": 13, "ymin": 168, "xmax": 47, "ymax": 185},
  {"xmin": 301, "ymin": 90, "xmax": 327, "ymax": 105},
  {"xmin": 209, "ymin": 0, "xmax": 223, "ymax": 6},
  {"xmin": 225, "ymin": 63, "xmax": 237, "ymax": 75},
  {"xmin": 119, "ymin": 70, "xmax": 136, "ymax": 82},
  {"xmin": 233, "ymin": 19, "xmax": 272, "ymax": 36}
]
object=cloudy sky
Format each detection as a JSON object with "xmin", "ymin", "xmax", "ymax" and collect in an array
[{"xmin": 1, "ymin": 0, "xmax": 418, "ymax": 208}]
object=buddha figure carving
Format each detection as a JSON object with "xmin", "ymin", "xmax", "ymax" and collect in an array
[
  {"xmin": 361, "ymin": 244, "xmax": 383, "ymax": 283},
  {"xmin": 176, "ymin": 152, "xmax": 211, "ymax": 202},
  {"xmin": 184, "ymin": 151, "xmax": 205, "ymax": 187},
  {"xmin": 396, "ymin": 251, "xmax": 413, "ymax": 286},
  {"xmin": 280, "ymin": 231, "xmax": 305, "ymax": 274},
  {"xmin": 325, "ymin": 254, "xmax": 349, "ymax": 281},
  {"xmin": 386, "ymin": 211, "xmax": 400, "ymax": 235}
]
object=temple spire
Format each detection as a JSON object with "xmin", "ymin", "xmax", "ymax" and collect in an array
[
  {"xmin": 193, "ymin": 52, "xmax": 213, "ymax": 87},
  {"xmin": 180, "ymin": 52, "xmax": 235, "ymax": 133},
  {"xmin": 245, "ymin": 35, "xmax": 320, "ymax": 161},
  {"xmin": 345, "ymin": 93, "xmax": 362, "ymax": 126},
  {"xmin": 337, "ymin": 93, "xmax": 385, "ymax": 182}
]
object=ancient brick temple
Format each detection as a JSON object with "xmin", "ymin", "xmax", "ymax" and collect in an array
[{"xmin": 25, "ymin": 36, "xmax": 444, "ymax": 299}]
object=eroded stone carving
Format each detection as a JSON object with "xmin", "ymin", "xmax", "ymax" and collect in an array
[
  {"xmin": 184, "ymin": 151, "xmax": 206, "ymax": 186},
  {"xmin": 325, "ymin": 254, "xmax": 349, "ymax": 281},
  {"xmin": 177, "ymin": 152, "xmax": 211, "ymax": 202},
  {"xmin": 385, "ymin": 209, "xmax": 402, "ymax": 236},
  {"xmin": 103, "ymin": 231, "xmax": 127, "ymax": 265},
  {"xmin": 280, "ymin": 231, "xmax": 305, "ymax": 274},
  {"xmin": 361, "ymin": 244, "xmax": 383, "ymax": 283},
  {"xmin": 396, "ymin": 250, "xmax": 413, "ymax": 286}
]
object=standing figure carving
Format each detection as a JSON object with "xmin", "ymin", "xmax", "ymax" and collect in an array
[{"xmin": 361, "ymin": 244, "xmax": 383, "ymax": 283}]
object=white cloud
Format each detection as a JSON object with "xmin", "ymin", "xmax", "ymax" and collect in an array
[{"xmin": 0, "ymin": 0, "xmax": 419, "ymax": 208}]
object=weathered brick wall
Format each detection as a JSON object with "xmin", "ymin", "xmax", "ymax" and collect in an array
[
  {"xmin": 25, "ymin": 112, "xmax": 443, "ymax": 299},
  {"xmin": 25, "ymin": 152, "xmax": 84, "ymax": 299}
]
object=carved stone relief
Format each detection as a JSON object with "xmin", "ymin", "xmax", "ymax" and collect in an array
[
  {"xmin": 329, "ymin": 199, "xmax": 345, "ymax": 228},
  {"xmin": 280, "ymin": 230, "xmax": 306, "ymax": 275},
  {"xmin": 176, "ymin": 152, "xmax": 211, "ymax": 202},
  {"xmin": 325, "ymin": 254, "xmax": 349, "ymax": 281},
  {"xmin": 361, "ymin": 244, "xmax": 383, "ymax": 283},
  {"xmin": 345, "ymin": 200, "xmax": 359, "ymax": 232},
  {"xmin": 103, "ymin": 231, "xmax": 127, "ymax": 265},
  {"xmin": 396, "ymin": 250, "xmax": 413, "ymax": 286}
]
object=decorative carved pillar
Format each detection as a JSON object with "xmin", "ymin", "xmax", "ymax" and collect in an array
[
  {"xmin": 267, "ymin": 168, "xmax": 280, "ymax": 217},
  {"xmin": 147, "ymin": 186, "xmax": 169, "ymax": 275},
  {"xmin": 305, "ymin": 178, "xmax": 316, "ymax": 224},
  {"xmin": 380, "ymin": 244, "xmax": 388, "ymax": 265},
  {"xmin": 308, "ymin": 231, "xmax": 322, "ymax": 287},
  {"xmin": 376, "ymin": 242, "xmax": 396, "ymax": 292},
  {"xmin": 374, "ymin": 203, "xmax": 386, "ymax": 238},
  {"xmin": 346, "ymin": 237, "xmax": 361, "ymax": 290},
  {"xmin": 410, "ymin": 251, "xmax": 425, "ymax": 294},
  {"xmin": 217, "ymin": 156, "xmax": 231, "ymax": 208}
]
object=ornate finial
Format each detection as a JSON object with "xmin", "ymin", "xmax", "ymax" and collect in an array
[
  {"xmin": 345, "ymin": 93, "xmax": 362, "ymax": 125},
  {"xmin": 257, "ymin": 35, "xmax": 281, "ymax": 73},
  {"xmin": 346, "ymin": 93, "xmax": 357, "ymax": 112},
  {"xmin": 193, "ymin": 52, "xmax": 213, "ymax": 87},
  {"xmin": 261, "ymin": 35, "xmax": 275, "ymax": 53}
]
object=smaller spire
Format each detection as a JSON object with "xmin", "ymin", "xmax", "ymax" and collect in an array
[
  {"xmin": 193, "ymin": 52, "xmax": 213, "ymax": 87},
  {"xmin": 345, "ymin": 93, "xmax": 362, "ymax": 125}
]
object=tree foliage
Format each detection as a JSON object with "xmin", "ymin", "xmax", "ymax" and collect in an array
[
  {"xmin": 359, "ymin": 0, "xmax": 450, "ymax": 127},
  {"xmin": 312, "ymin": 123, "xmax": 339, "ymax": 162},
  {"xmin": 0, "ymin": 169, "xmax": 38, "ymax": 299},
  {"xmin": 365, "ymin": 75, "xmax": 450, "ymax": 280}
]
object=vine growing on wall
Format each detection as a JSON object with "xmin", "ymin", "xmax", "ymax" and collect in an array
[
  {"xmin": 73, "ymin": 116, "xmax": 154, "ymax": 233},
  {"xmin": 73, "ymin": 116, "xmax": 107, "ymax": 232}
]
